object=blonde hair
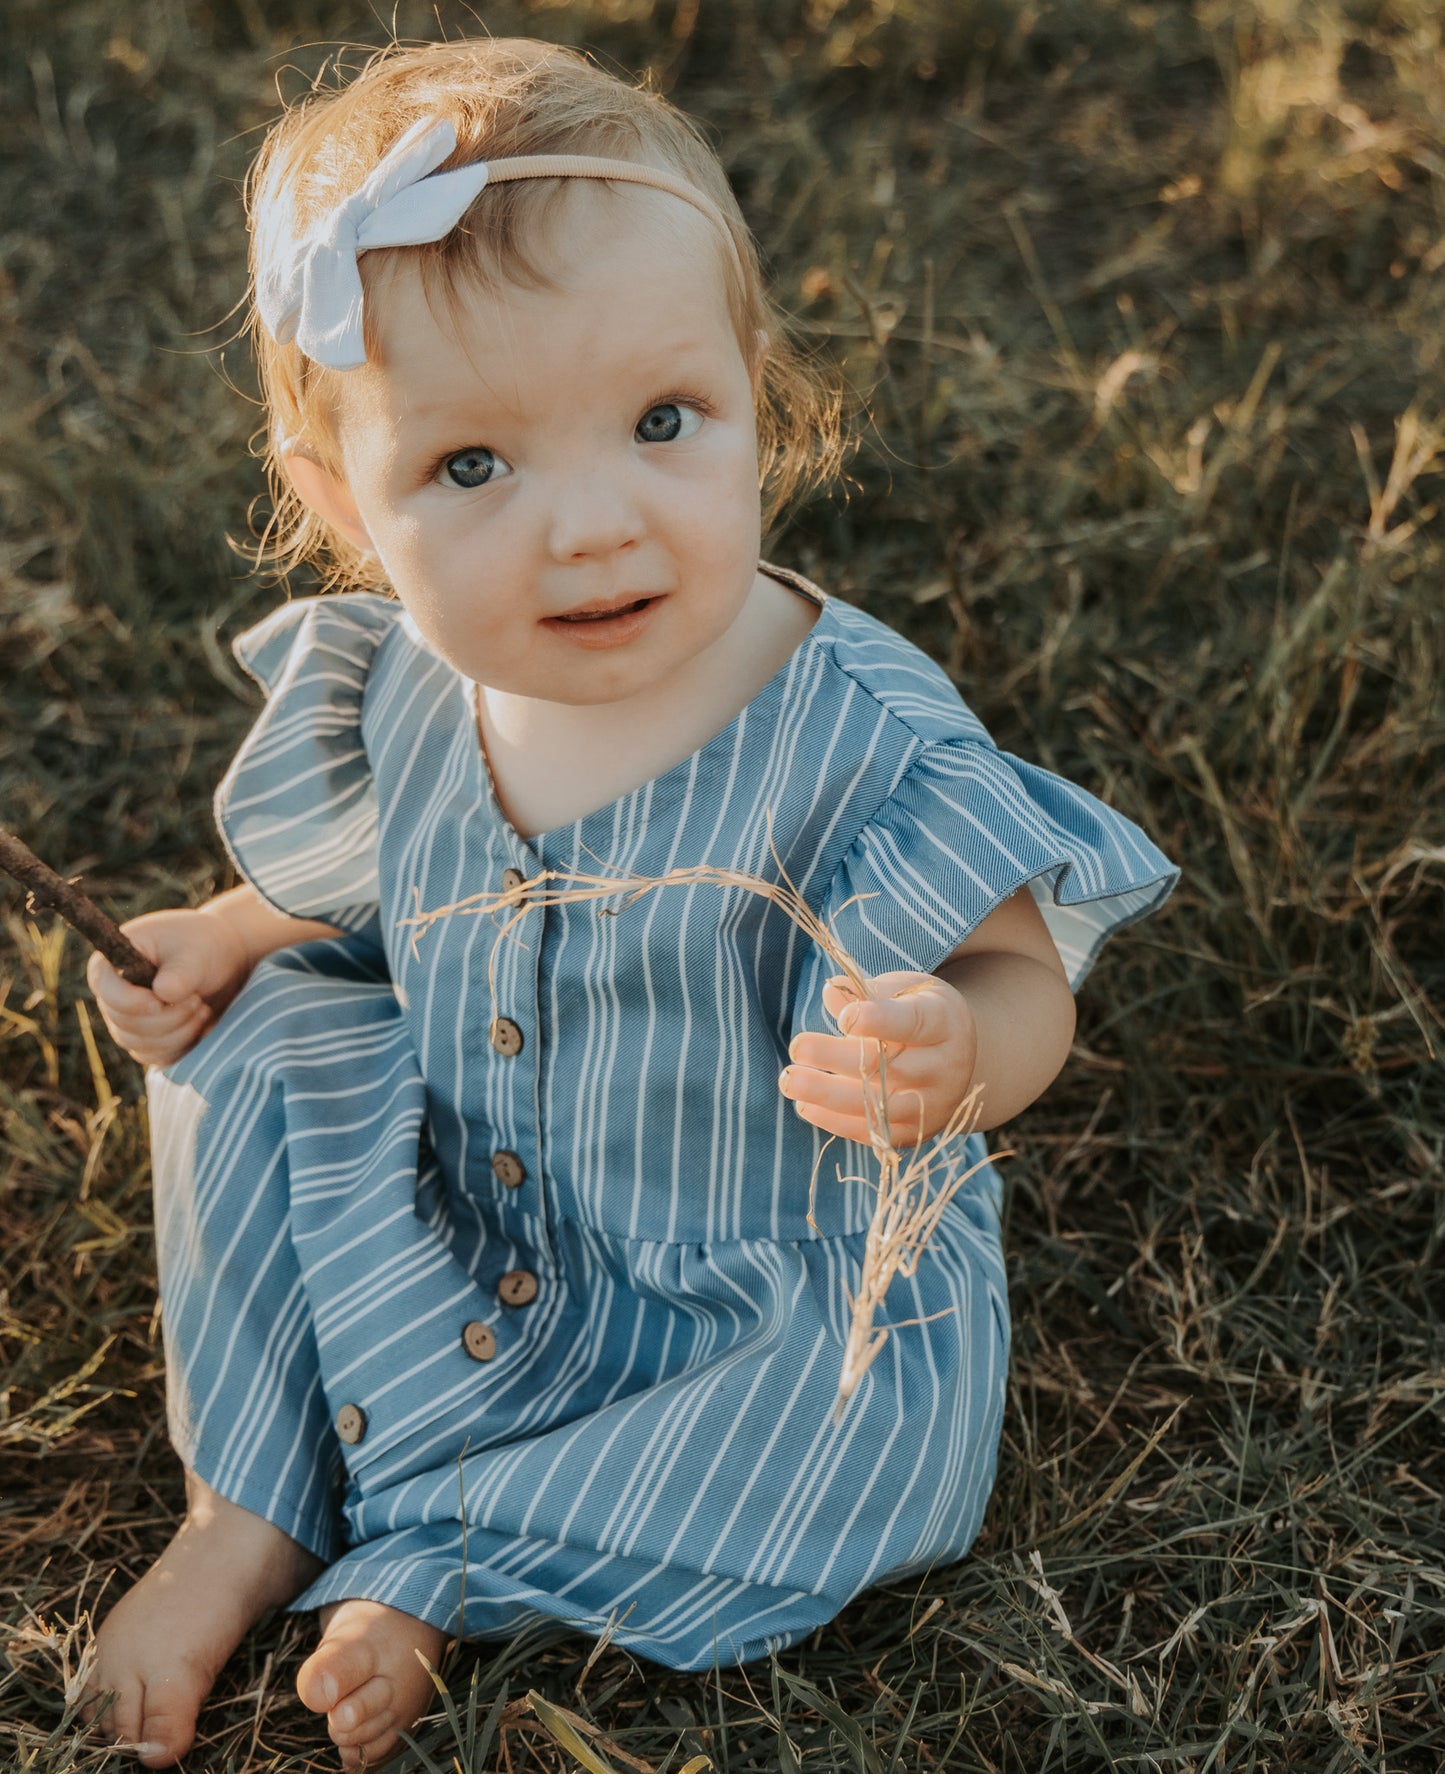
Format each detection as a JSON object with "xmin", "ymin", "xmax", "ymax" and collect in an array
[{"xmin": 247, "ymin": 37, "xmax": 846, "ymax": 588}]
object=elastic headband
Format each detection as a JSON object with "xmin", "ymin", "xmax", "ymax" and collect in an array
[{"xmin": 255, "ymin": 116, "xmax": 743, "ymax": 372}]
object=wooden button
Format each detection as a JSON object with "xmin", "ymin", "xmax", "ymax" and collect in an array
[
  {"xmin": 498, "ymin": 1269, "xmax": 539, "ymax": 1308},
  {"xmin": 335, "ymin": 1403, "xmax": 367, "ymax": 1445},
  {"xmin": 461, "ymin": 1320, "xmax": 497, "ymax": 1362},
  {"xmin": 501, "ymin": 867, "xmax": 528, "ymax": 904},
  {"xmin": 489, "ymin": 1017, "xmax": 523, "ymax": 1057},
  {"xmin": 492, "ymin": 1149, "xmax": 526, "ymax": 1189}
]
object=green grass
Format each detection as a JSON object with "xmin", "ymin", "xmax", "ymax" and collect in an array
[{"xmin": 2, "ymin": 0, "xmax": 1442, "ymax": 1769}]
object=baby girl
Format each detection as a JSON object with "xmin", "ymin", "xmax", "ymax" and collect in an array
[{"xmin": 85, "ymin": 35, "xmax": 1176, "ymax": 1768}]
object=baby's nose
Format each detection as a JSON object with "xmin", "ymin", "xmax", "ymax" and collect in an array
[{"xmin": 545, "ymin": 467, "xmax": 645, "ymax": 560}]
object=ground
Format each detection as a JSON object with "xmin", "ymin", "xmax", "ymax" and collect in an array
[{"xmin": 1, "ymin": 1, "xmax": 1442, "ymax": 1769}]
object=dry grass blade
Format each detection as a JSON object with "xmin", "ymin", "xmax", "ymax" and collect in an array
[
  {"xmin": 401, "ymin": 839, "xmax": 986, "ymax": 1414},
  {"xmin": 818, "ymin": 1084, "xmax": 989, "ymax": 1416}
]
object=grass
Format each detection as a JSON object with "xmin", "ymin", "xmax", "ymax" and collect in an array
[{"xmin": 2, "ymin": 0, "xmax": 1442, "ymax": 1768}]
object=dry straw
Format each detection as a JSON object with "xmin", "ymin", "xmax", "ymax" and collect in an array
[{"xmin": 402, "ymin": 833, "xmax": 991, "ymax": 1416}]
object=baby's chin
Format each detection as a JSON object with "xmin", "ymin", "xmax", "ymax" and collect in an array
[
  {"xmin": 463, "ymin": 660, "xmax": 655, "ymax": 709},
  {"xmin": 461, "ymin": 638, "xmax": 701, "ymax": 711}
]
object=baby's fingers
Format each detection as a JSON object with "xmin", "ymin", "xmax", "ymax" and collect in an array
[
  {"xmin": 88, "ymin": 955, "xmax": 207, "ymax": 1053},
  {"xmin": 116, "ymin": 995, "xmax": 208, "ymax": 1040},
  {"xmin": 781, "ymin": 1063, "xmax": 897, "ymax": 1117},
  {"xmin": 113, "ymin": 1002, "xmax": 213, "ymax": 1069},
  {"xmin": 779, "ymin": 1065, "xmax": 929, "ymax": 1147},
  {"xmin": 836, "ymin": 991, "xmax": 936, "ymax": 1046},
  {"xmin": 87, "ymin": 950, "xmax": 160, "ymax": 1016},
  {"xmin": 89, "ymin": 948, "xmax": 207, "ymax": 1020},
  {"xmin": 787, "ymin": 1030, "xmax": 892, "ymax": 1076}
]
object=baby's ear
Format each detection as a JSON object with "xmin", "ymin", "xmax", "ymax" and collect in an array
[{"xmin": 280, "ymin": 447, "xmax": 373, "ymax": 553}]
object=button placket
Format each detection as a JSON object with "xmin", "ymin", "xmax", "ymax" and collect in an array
[
  {"xmin": 487, "ymin": 865, "xmax": 529, "ymax": 1059},
  {"xmin": 475, "ymin": 836, "xmax": 557, "ymax": 1299}
]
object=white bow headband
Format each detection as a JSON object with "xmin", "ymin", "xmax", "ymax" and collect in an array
[{"xmin": 256, "ymin": 116, "xmax": 743, "ymax": 371}]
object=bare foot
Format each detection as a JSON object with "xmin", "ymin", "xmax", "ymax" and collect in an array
[
  {"xmin": 296, "ymin": 1598, "xmax": 449, "ymax": 1769},
  {"xmin": 81, "ymin": 1472, "xmax": 322, "ymax": 1767}
]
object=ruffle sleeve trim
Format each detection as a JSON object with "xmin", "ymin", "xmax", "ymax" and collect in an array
[
  {"xmin": 214, "ymin": 595, "xmax": 398, "ymax": 933},
  {"xmin": 821, "ymin": 739, "xmax": 1178, "ymax": 991}
]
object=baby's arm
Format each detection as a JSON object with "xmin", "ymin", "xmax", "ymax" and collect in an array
[
  {"xmin": 88, "ymin": 884, "xmax": 342, "ymax": 1069},
  {"xmin": 195, "ymin": 884, "xmax": 344, "ymax": 973},
  {"xmin": 780, "ymin": 886, "xmax": 1076, "ymax": 1143}
]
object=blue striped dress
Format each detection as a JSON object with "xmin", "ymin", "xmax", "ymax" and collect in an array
[{"xmin": 149, "ymin": 563, "xmax": 1176, "ymax": 1667}]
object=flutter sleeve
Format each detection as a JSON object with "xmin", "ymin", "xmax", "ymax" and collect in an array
[
  {"xmin": 213, "ymin": 594, "xmax": 398, "ymax": 934},
  {"xmin": 819, "ymin": 738, "xmax": 1178, "ymax": 991}
]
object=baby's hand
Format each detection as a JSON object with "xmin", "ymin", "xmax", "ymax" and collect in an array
[
  {"xmin": 87, "ymin": 908, "xmax": 250, "ymax": 1070},
  {"xmin": 780, "ymin": 971, "xmax": 979, "ymax": 1148}
]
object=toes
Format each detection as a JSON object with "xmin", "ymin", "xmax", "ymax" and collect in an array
[
  {"xmin": 133, "ymin": 1740, "xmax": 182, "ymax": 1769},
  {"xmin": 333, "ymin": 1707, "xmax": 397, "ymax": 1751},
  {"xmin": 330, "ymin": 1675, "xmax": 394, "ymax": 1746},
  {"xmin": 297, "ymin": 1600, "xmax": 446, "ymax": 1764},
  {"xmin": 297, "ymin": 1635, "xmax": 378, "ymax": 1715},
  {"xmin": 82, "ymin": 1684, "xmax": 188, "ymax": 1768},
  {"xmin": 134, "ymin": 1692, "xmax": 199, "ymax": 1766},
  {"xmin": 80, "ymin": 1680, "xmax": 141, "ymax": 1748},
  {"xmin": 295, "ymin": 1654, "xmax": 340, "ymax": 1713},
  {"xmin": 77, "ymin": 1685, "xmax": 117, "ymax": 1734},
  {"xmin": 338, "ymin": 1719, "xmax": 404, "ymax": 1771}
]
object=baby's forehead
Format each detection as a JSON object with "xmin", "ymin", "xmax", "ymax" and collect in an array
[
  {"xmin": 477, "ymin": 177, "xmax": 734, "ymax": 306},
  {"xmin": 360, "ymin": 181, "xmax": 743, "ymax": 367},
  {"xmin": 409, "ymin": 176, "xmax": 734, "ymax": 308}
]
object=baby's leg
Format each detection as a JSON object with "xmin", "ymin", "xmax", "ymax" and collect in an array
[
  {"xmin": 296, "ymin": 1600, "xmax": 449, "ymax": 1770},
  {"xmin": 82, "ymin": 1468, "xmax": 321, "ymax": 1766},
  {"xmin": 86, "ymin": 944, "xmax": 394, "ymax": 1762}
]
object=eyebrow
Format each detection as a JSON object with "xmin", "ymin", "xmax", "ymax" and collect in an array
[{"xmin": 395, "ymin": 338, "xmax": 724, "ymax": 427}]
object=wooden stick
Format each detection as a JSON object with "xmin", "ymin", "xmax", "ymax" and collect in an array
[{"xmin": 0, "ymin": 827, "xmax": 157, "ymax": 988}]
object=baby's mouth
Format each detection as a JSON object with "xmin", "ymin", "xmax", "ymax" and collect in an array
[{"xmin": 552, "ymin": 596, "xmax": 657, "ymax": 624}]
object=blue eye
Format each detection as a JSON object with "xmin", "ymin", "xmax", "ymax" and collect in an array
[
  {"xmin": 636, "ymin": 403, "xmax": 703, "ymax": 444},
  {"xmin": 438, "ymin": 447, "xmax": 504, "ymax": 488}
]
